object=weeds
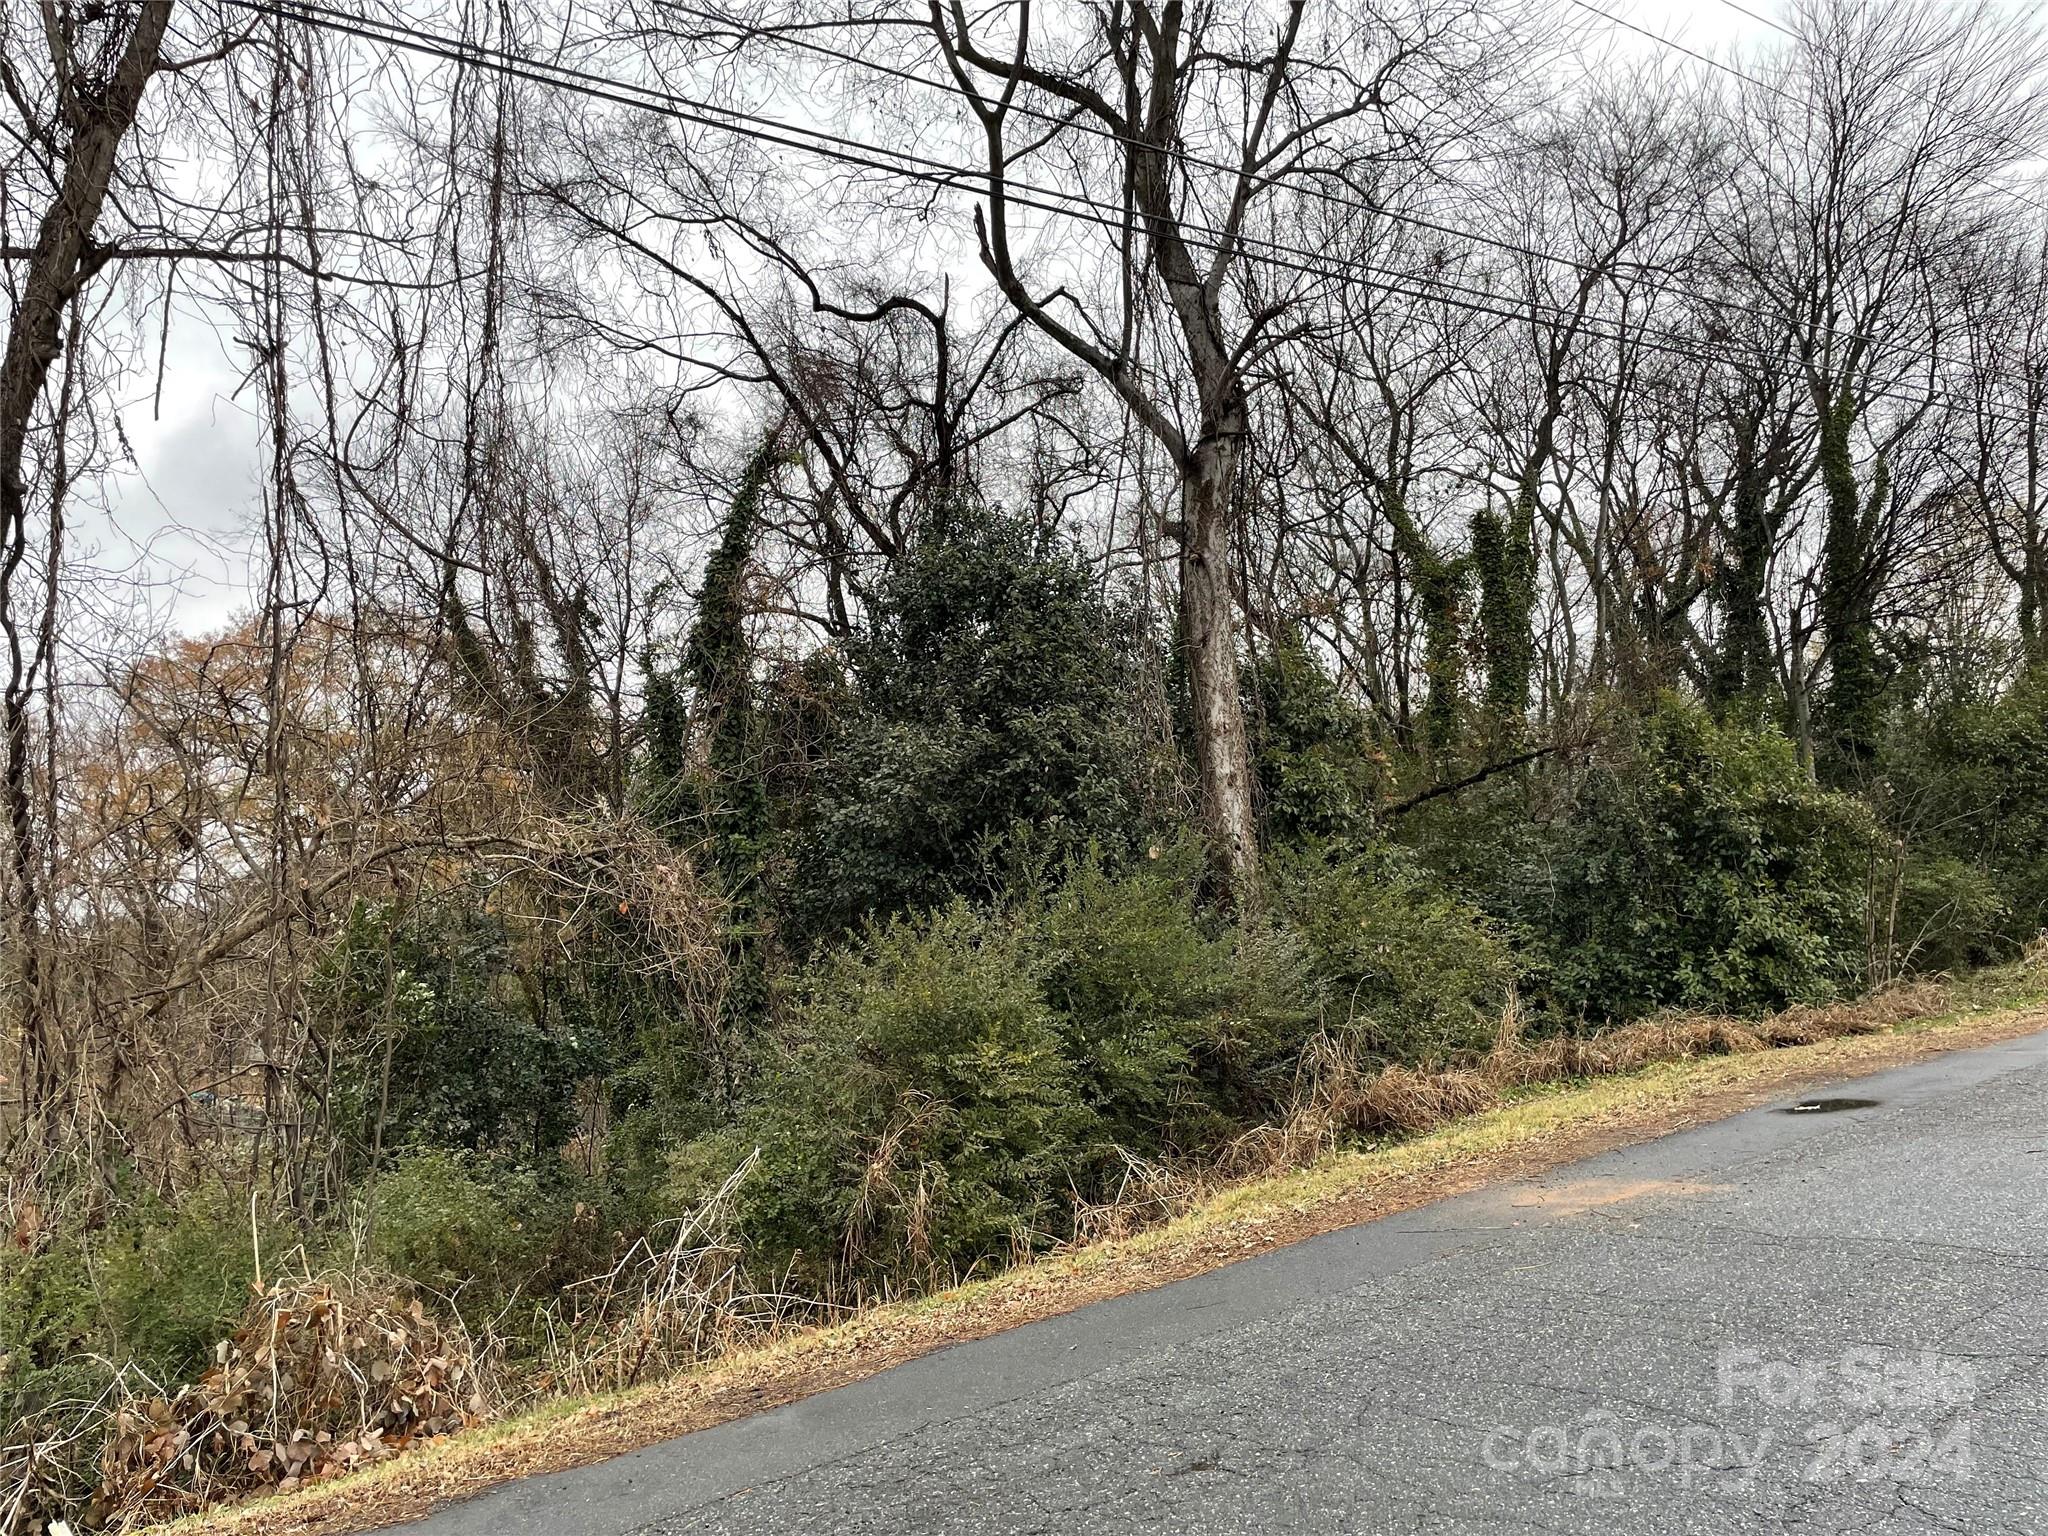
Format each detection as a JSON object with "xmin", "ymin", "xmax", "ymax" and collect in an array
[{"xmin": 536, "ymin": 1152, "xmax": 791, "ymax": 1398}]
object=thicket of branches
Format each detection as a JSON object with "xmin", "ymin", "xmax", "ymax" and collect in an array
[{"xmin": 7, "ymin": 0, "xmax": 2048, "ymax": 1524}]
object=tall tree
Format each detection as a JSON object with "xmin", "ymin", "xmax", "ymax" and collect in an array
[
  {"xmin": 0, "ymin": 0, "xmax": 173, "ymax": 1137},
  {"xmin": 922, "ymin": 0, "xmax": 1503, "ymax": 896},
  {"xmin": 1724, "ymin": 0, "xmax": 2044, "ymax": 767}
]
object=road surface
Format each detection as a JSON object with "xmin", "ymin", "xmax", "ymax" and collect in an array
[{"xmin": 398, "ymin": 1029, "xmax": 2048, "ymax": 1535}]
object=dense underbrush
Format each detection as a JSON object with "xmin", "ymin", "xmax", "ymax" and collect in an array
[
  {"xmin": 1, "ymin": 939, "xmax": 2030, "ymax": 1534},
  {"xmin": 11, "ymin": 515, "xmax": 2048, "ymax": 1531}
]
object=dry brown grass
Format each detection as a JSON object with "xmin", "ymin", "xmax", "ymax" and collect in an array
[
  {"xmin": 1068, "ymin": 1149, "xmax": 1208, "ymax": 1244},
  {"xmin": 36, "ymin": 961, "xmax": 2022, "ymax": 1536},
  {"xmin": 1100, "ymin": 976, "xmax": 1967, "ymax": 1236},
  {"xmin": 534, "ymin": 1152, "xmax": 788, "ymax": 1401},
  {"xmin": 1349, "ymin": 1064, "xmax": 1499, "ymax": 1133},
  {"xmin": 1098, "ymin": 976, "xmax": 1961, "ymax": 1235},
  {"xmin": 1220, "ymin": 1043, "xmax": 1498, "ymax": 1175},
  {"xmin": 1, "ymin": 1271, "xmax": 489, "ymax": 1536},
  {"xmin": 1480, "ymin": 978, "xmax": 1951, "ymax": 1088}
]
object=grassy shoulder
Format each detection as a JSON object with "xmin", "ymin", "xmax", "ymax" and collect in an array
[{"xmin": 160, "ymin": 961, "xmax": 2048, "ymax": 1536}]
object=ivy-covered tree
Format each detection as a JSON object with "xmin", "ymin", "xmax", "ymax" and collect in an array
[
  {"xmin": 1522, "ymin": 699, "xmax": 1875, "ymax": 1022},
  {"xmin": 1247, "ymin": 633, "xmax": 1383, "ymax": 848},
  {"xmin": 787, "ymin": 507, "xmax": 1151, "ymax": 937}
]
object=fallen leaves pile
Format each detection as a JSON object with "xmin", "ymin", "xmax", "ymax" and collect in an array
[{"xmin": 3, "ymin": 1275, "xmax": 487, "ymax": 1534}]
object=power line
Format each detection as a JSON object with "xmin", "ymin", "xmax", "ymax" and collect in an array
[
  {"xmin": 210, "ymin": 0, "xmax": 1657, "ymax": 329},
  {"xmin": 1714, "ymin": 0, "xmax": 2048, "ymax": 197},
  {"xmin": 1709, "ymin": 0, "xmax": 1799, "ymax": 39},
  {"xmin": 1572, "ymin": 0, "xmax": 2048, "ymax": 222},
  {"xmin": 213, "ymin": 0, "xmax": 1791, "ymax": 377},
  {"xmin": 650, "ymin": 0, "xmax": 1651, "ymax": 282},
  {"xmin": 646, "ymin": 3, "xmax": 2048, "ymax": 402},
  {"xmin": 211, "ymin": 0, "xmax": 2044, "ymax": 428},
  {"xmin": 653, "ymin": 0, "xmax": 2016, "ymax": 385},
  {"xmin": 232, "ymin": 0, "xmax": 2048, "ymax": 425}
]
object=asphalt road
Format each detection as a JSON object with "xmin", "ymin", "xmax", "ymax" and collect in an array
[{"xmin": 399, "ymin": 1030, "xmax": 2048, "ymax": 1535}]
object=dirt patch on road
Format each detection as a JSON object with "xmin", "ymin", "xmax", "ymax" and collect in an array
[
  {"xmin": 162, "ymin": 997, "xmax": 2048, "ymax": 1536},
  {"xmin": 1506, "ymin": 1176, "xmax": 1730, "ymax": 1213}
]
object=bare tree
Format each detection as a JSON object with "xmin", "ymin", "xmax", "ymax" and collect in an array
[
  {"xmin": 913, "ymin": 0, "xmax": 1510, "ymax": 895},
  {"xmin": 1721, "ymin": 0, "xmax": 2046, "ymax": 765},
  {"xmin": 0, "ymin": 0, "xmax": 175, "ymax": 1140}
]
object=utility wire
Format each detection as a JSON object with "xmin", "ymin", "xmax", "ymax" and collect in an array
[
  {"xmin": 210, "ymin": 0, "xmax": 2045, "ymax": 428},
  {"xmin": 1572, "ymin": 0, "xmax": 2048, "ymax": 222},
  {"xmin": 210, "ymin": 0, "xmax": 1694, "ymax": 342},
  {"xmin": 654, "ymin": 0, "xmax": 2025, "ymax": 384},
  {"xmin": 650, "ymin": 0, "xmax": 1655, "ymax": 281},
  {"xmin": 1716, "ymin": 0, "xmax": 2048, "ymax": 190}
]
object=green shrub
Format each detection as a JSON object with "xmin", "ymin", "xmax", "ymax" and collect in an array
[
  {"xmin": 1040, "ymin": 848, "xmax": 1312, "ymax": 1150},
  {"xmin": 1526, "ymin": 698, "xmax": 1874, "ymax": 1022},
  {"xmin": 368, "ymin": 1150, "xmax": 607, "ymax": 1317},
  {"xmin": 705, "ymin": 901, "xmax": 1092, "ymax": 1293},
  {"xmin": 0, "ymin": 1238, "xmax": 102, "ymax": 1427},
  {"xmin": 1273, "ymin": 847, "xmax": 1514, "ymax": 1063},
  {"xmin": 316, "ymin": 899, "xmax": 602, "ymax": 1163},
  {"xmin": 95, "ymin": 1184, "xmax": 284, "ymax": 1379},
  {"xmin": 1885, "ymin": 852, "xmax": 2010, "ymax": 975},
  {"xmin": 1394, "ymin": 770, "xmax": 1555, "ymax": 919},
  {"xmin": 787, "ymin": 509, "xmax": 1151, "ymax": 937},
  {"xmin": 1881, "ymin": 669, "xmax": 2048, "ymax": 946},
  {"xmin": 1248, "ymin": 633, "xmax": 1382, "ymax": 847},
  {"xmin": 2, "ymin": 1184, "xmax": 283, "ymax": 1430},
  {"xmin": 685, "ymin": 854, "xmax": 1314, "ymax": 1296}
]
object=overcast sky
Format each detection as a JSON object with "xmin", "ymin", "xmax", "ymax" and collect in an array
[{"xmin": 96, "ymin": 0, "xmax": 1773, "ymax": 640}]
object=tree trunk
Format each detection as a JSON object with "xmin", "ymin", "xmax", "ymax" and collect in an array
[
  {"xmin": 0, "ymin": 0, "xmax": 173, "ymax": 1139},
  {"xmin": 1710, "ymin": 466, "xmax": 1775, "ymax": 714},
  {"xmin": 1179, "ymin": 431, "xmax": 1259, "ymax": 901},
  {"xmin": 2019, "ymin": 538, "xmax": 2046, "ymax": 668},
  {"xmin": 1815, "ymin": 386, "xmax": 1887, "ymax": 771},
  {"xmin": 1377, "ymin": 486, "xmax": 1463, "ymax": 763},
  {"xmin": 1473, "ymin": 470, "xmax": 1540, "ymax": 748}
]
